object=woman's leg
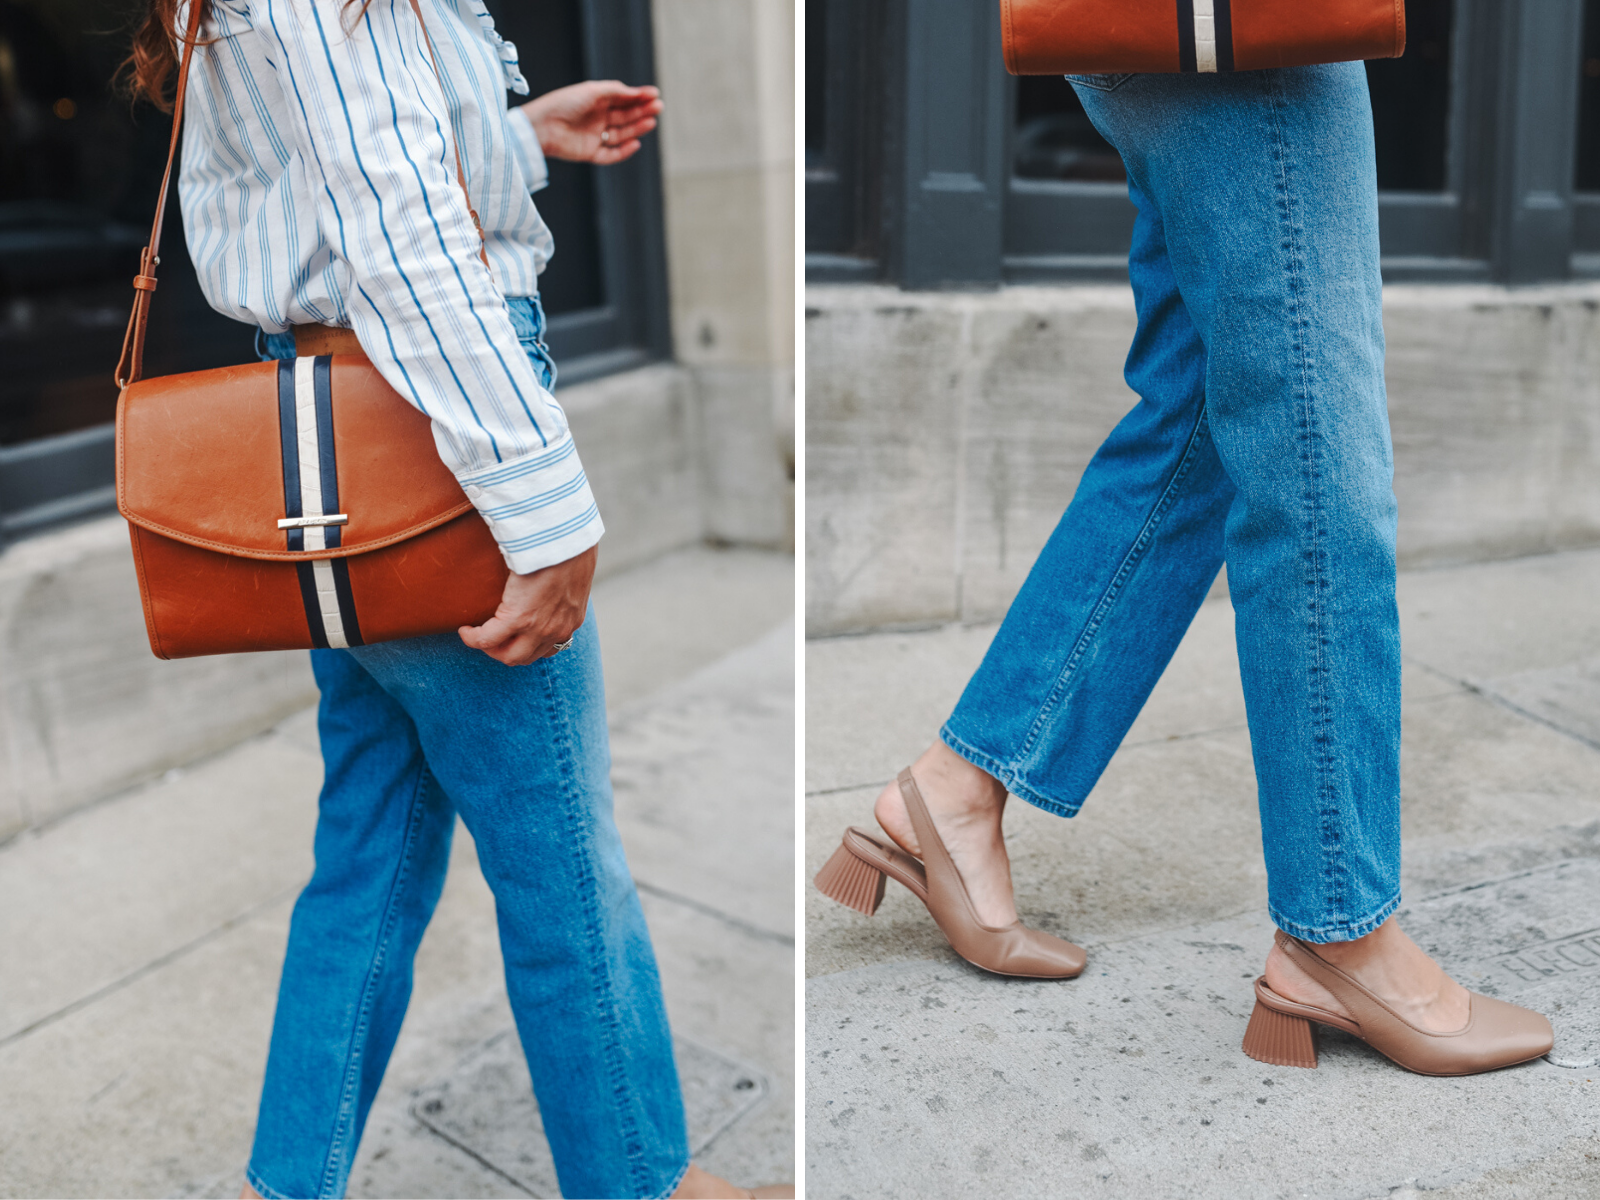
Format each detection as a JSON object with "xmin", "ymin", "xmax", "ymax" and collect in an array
[
  {"xmin": 1079, "ymin": 71, "xmax": 1461, "ymax": 1027},
  {"xmin": 1094, "ymin": 65, "xmax": 1403, "ymax": 946},
  {"xmin": 247, "ymin": 651, "xmax": 456, "ymax": 1200},
  {"xmin": 877, "ymin": 108, "xmax": 1235, "ymax": 926},
  {"xmin": 896, "ymin": 64, "xmax": 1470, "ymax": 1030},
  {"xmin": 349, "ymin": 608, "xmax": 690, "ymax": 1200}
]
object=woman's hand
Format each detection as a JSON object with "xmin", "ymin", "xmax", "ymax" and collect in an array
[
  {"xmin": 520, "ymin": 81, "xmax": 663, "ymax": 165},
  {"xmin": 458, "ymin": 546, "xmax": 598, "ymax": 666}
]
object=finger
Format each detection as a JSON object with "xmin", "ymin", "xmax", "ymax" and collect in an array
[
  {"xmin": 592, "ymin": 140, "xmax": 642, "ymax": 165},
  {"xmin": 606, "ymin": 96, "xmax": 664, "ymax": 118},
  {"xmin": 591, "ymin": 81, "xmax": 655, "ymax": 101},
  {"xmin": 490, "ymin": 640, "xmax": 544, "ymax": 667},
  {"xmin": 458, "ymin": 616, "xmax": 517, "ymax": 650},
  {"xmin": 608, "ymin": 115, "xmax": 658, "ymax": 142},
  {"xmin": 498, "ymin": 628, "xmax": 576, "ymax": 666}
]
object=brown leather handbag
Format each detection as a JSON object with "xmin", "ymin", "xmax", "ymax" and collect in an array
[
  {"xmin": 1001, "ymin": 0, "xmax": 1406, "ymax": 76},
  {"xmin": 114, "ymin": 0, "xmax": 506, "ymax": 659}
]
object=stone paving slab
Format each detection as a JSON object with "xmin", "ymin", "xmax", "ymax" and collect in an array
[
  {"xmin": 0, "ymin": 735, "xmax": 320, "ymax": 1043},
  {"xmin": 610, "ymin": 622, "xmax": 796, "ymax": 941},
  {"xmin": 806, "ymin": 547, "xmax": 1600, "ymax": 1197},
  {"xmin": 0, "ymin": 546, "xmax": 794, "ymax": 1199},
  {"xmin": 806, "ymin": 858, "xmax": 1600, "ymax": 1199},
  {"xmin": 411, "ymin": 1033, "xmax": 769, "ymax": 1198}
]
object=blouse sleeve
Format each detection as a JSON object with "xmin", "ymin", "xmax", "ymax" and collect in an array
[
  {"xmin": 255, "ymin": 0, "xmax": 601, "ymax": 574},
  {"xmin": 506, "ymin": 106, "xmax": 550, "ymax": 194}
]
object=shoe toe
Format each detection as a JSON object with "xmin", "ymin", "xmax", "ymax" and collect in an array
[
  {"xmin": 1014, "ymin": 928, "xmax": 1087, "ymax": 978},
  {"xmin": 1471, "ymin": 992, "xmax": 1555, "ymax": 1067}
]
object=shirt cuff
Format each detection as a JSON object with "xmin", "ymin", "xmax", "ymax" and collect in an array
[
  {"xmin": 456, "ymin": 434, "xmax": 604, "ymax": 575},
  {"xmin": 507, "ymin": 106, "xmax": 550, "ymax": 194}
]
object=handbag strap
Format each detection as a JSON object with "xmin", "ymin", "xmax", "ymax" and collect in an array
[{"xmin": 115, "ymin": 0, "xmax": 488, "ymax": 387}]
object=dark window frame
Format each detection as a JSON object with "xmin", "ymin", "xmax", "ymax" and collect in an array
[
  {"xmin": 807, "ymin": 0, "xmax": 1593, "ymax": 289},
  {"xmin": 0, "ymin": 0, "xmax": 671, "ymax": 547},
  {"xmin": 1568, "ymin": 0, "xmax": 1600, "ymax": 273},
  {"xmin": 805, "ymin": 0, "xmax": 889, "ymax": 281}
]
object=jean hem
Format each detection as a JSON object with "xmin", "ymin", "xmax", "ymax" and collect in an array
[
  {"xmin": 939, "ymin": 725, "xmax": 1084, "ymax": 819},
  {"xmin": 244, "ymin": 1167, "xmax": 293, "ymax": 1200},
  {"xmin": 1269, "ymin": 891, "xmax": 1401, "ymax": 944},
  {"xmin": 654, "ymin": 1159, "xmax": 692, "ymax": 1199}
]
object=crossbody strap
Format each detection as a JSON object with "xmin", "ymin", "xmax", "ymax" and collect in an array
[{"xmin": 115, "ymin": 0, "xmax": 488, "ymax": 387}]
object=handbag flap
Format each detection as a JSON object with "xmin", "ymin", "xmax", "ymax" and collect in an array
[{"xmin": 117, "ymin": 357, "xmax": 481, "ymax": 561}]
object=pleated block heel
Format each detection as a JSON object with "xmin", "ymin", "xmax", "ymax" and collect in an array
[
  {"xmin": 813, "ymin": 840, "xmax": 887, "ymax": 915},
  {"xmin": 1242, "ymin": 993, "xmax": 1318, "ymax": 1069}
]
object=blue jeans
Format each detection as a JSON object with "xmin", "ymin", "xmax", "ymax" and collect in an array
[
  {"xmin": 247, "ymin": 299, "xmax": 689, "ymax": 1199},
  {"xmin": 256, "ymin": 294, "xmax": 559, "ymax": 392},
  {"xmin": 943, "ymin": 64, "xmax": 1401, "ymax": 944}
]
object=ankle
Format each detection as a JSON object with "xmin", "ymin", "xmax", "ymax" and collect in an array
[
  {"xmin": 909, "ymin": 742, "xmax": 1005, "ymax": 815},
  {"xmin": 1307, "ymin": 918, "xmax": 1412, "ymax": 980}
]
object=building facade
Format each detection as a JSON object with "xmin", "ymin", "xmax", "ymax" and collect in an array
[
  {"xmin": 806, "ymin": 0, "xmax": 1600, "ymax": 635},
  {"xmin": 0, "ymin": 0, "xmax": 794, "ymax": 837}
]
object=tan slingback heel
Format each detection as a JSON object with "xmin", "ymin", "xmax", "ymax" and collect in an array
[
  {"xmin": 1242, "ymin": 930, "xmax": 1553, "ymax": 1075},
  {"xmin": 814, "ymin": 768, "xmax": 1086, "ymax": 979}
]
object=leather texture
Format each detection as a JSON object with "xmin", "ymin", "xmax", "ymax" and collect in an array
[
  {"xmin": 112, "ymin": 0, "xmax": 509, "ymax": 659},
  {"xmin": 1243, "ymin": 930, "xmax": 1555, "ymax": 1075},
  {"xmin": 119, "ymin": 360, "xmax": 480, "ymax": 560},
  {"xmin": 1001, "ymin": 0, "xmax": 1405, "ymax": 75},
  {"xmin": 812, "ymin": 769, "xmax": 1087, "ymax": 980},
  {"xmin": 119, "ymin": 355, "xmax": 506, "ymax": 658}
]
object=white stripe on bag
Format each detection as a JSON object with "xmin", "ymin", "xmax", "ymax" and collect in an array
[
  {"xmin": 293, "ymin": 357, "xmax": 349, "ymax": 649},
  {"xmin": 1194, "ymin": 0, "xmax": 1218, "ymax": 72}
]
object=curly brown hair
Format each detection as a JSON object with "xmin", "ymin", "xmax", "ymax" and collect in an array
[{"xmin": 121, "ymin": 0, "xmax": 373, "ymax": 112}]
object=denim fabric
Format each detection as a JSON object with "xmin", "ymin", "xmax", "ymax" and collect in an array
[
  {"xmin": 256, "ymin": 294, "xmax": 558, "ymax": 393},
  {"xmin": 246, "ymin": 323, "xmax": 688, "ymax": 1200},
  {"xmin": 942, "ymin": 64, "xmax": 1401, "ymax": 943}
]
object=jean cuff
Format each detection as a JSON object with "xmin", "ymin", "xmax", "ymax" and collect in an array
[
  {"xmin": 244, "ymin": 1167, "xmax": 292, "ymax": 1200},
  {"xmin": 654, "ymin": 1159, "xmax": 692, "ymax": 1199},
  {"xmin": 1269, "ymin": 890, "xmax": 1402, "ymax": 944},
  {"xmin": 938, "ymin": 725, "xmax": 1085, "ymax": 819}
]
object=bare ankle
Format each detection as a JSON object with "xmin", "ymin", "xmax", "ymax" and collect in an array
[{"xmin": 910, "ymin": 741, "xmax": 1005, "ymax": 813}]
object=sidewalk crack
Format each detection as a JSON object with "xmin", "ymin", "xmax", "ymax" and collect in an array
[{"xmin": 0, "ymin": 884, "xmax": 302, "ymax": 1051}]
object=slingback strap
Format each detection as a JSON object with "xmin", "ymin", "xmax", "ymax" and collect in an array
[{"xmin": 115, "ymin": 0, "xmax": 489, "ymax": 389}]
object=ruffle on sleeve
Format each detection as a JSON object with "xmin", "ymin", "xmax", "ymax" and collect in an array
[{"xmin": 471, "ymin": 4, "xmax": 530, "ymax": 95}]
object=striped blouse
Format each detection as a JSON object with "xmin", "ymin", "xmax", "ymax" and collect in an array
[{"xmin": 177, "ymin": 0, "xmax": 602, "ymax": 574}]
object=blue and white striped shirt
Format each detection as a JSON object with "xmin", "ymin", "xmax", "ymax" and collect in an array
[{"xmin": 177, "ymin": 0, "xmax": 602, "ymax": 574}]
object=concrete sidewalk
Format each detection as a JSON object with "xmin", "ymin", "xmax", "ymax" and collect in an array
[
  {"xmin": 805, "ymin": 548, "xmax": 1600, "ymax": 1199},
  {"xmin": 0, "ymin": 545, "xmax": 794, "ymax": 1199}
]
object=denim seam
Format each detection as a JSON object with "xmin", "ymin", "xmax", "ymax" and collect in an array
[
  {"xmin": 1270, "ymin": 889, "xmax": 1400, "ymax": 944},
  {"xmin": 939, "ymin": 725, "xmax": 1083, "ymax": 818},
  {"xmin": 542, "ymin": 655, "xmax": 655, "ymax": 1197},
  {"xmin": 1012, "ymin": 404, "xmax": 1216, "ymax": 772},
  {"xmin": 244, "ymin": 1167, "xmax": 291, "ymax": 1200},
  {"xmin": 315, "ymin": 763, "xmax": 436, "ymax": 1198},
  {"xmin": 1264, "ymin": 71, "xmax": 1346, "ymax": 929},
  {"xmin": 655, "ymin": 1159, "xmax": 692, "ymax": 1199}
]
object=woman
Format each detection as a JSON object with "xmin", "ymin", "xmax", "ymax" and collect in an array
[
  {"xmin": 125, "ymin": 1, "xmax": 790, "ymax": 1196},
  {"xmin": 816, "ymin": 63, "xmax": 1554, "ymax": 1076}
]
